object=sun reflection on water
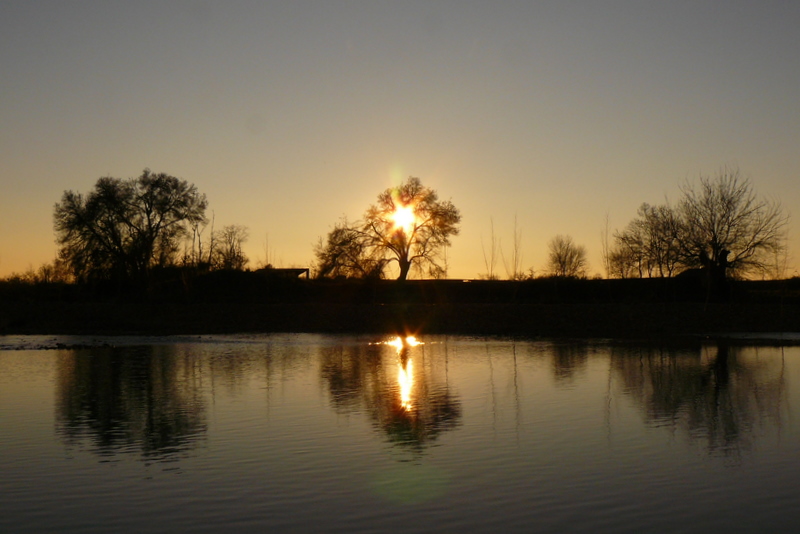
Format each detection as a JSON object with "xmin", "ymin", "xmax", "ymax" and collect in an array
[
  {"xmin": 379, "ymin": 336, "xmax": 422, "ymax": 411},
  {"xmin": 386, "ymin": 335, "xmax": 421, "ymax": 350},
  {"xmin": 398, "ymin": 357, "xmax": 413, "ymax": 411}
]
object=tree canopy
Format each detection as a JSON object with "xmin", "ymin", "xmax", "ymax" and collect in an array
[
  {"xmin": 611, "ymin": 203, "xmax": 682, "ymax": 278},
  {"xmin": 611, "ymin": 168, "xmax": 788, "ymax": 279},
  {"xmin": 677, "ymin": 168, "xmax": 787, "ymax": 277},
  {"xmin": 54, "ymin": 170, "xmax": 207, "ymax": 281},
  {"xmin": 315, "ymin": 177, "xmax": 461, "ymax": 280},
  {"xmin": 546, "ymin": 235, "xmax": 588, "ymax": 278}
]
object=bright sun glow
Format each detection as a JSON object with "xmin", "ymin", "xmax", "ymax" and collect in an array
[
  {"xmin": 391, "ymin": 204, "xmax": 416, "ymax": 235},
  {"xmin": 387, "ymin": 336, "xmax": 421, "ymax": 350}
]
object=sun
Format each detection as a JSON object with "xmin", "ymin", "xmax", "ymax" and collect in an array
[{"xmin": 391, "ymin": 204, "xmax": 416, "ymax": 235}]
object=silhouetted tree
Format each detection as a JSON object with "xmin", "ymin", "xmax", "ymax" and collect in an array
[
  {"xmin": 609, "ymin": 168, "xmax": 788, "ymax": 281},
  {"xmin": 54, "ymin": 170, "xmax": 207, "ymax": 281},
  {"xmin": 677, "ymin": 167, "xmax": 787, "ymax": 278},
  {"xmin": 182, "ymin": 216, "xmax": 212, "ymax": 270},
  {"xmin": 546, "ymin": 235, "xmax": 588, "ymax": 278},
  {"xmin": 480, "ymin": 217, "xmax": 500, "ymax": 280},
  {"xmin": 314, "ymin": 217, "xmax": 387, "ymax": 278},
  {"xmin": 212, "ymin": 224, "xmax": 249, "ymax": 270},
  {"xmin": 3, "ymin": 258, "xmax": 73, "ymax": 284},
  {"xmin": 316, "ymin": 177, "xmax": 461, "ymax": 280},
  {"xmin": 613, "ymin": 203, "xmax": 682, "ymax": 278},
  {"xmin": 503, "ymin": 214, "xmax": 525, "ymax": 280}
]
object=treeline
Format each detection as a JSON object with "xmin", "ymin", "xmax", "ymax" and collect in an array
[
  {"xmin": 605, "ymin": 167, "xmax": 787, "ymax": 280},
  {"xmin": 1, "ymin": 165, "xmax": 795, "ymax": 337},
  {"xmin": 6, "ymin": 169, "xmax": 257, "ymax": 287},
  {"xmin": 311, "ymin": 166, "xmax": 789, "ymax": 283},
  {"xmin": 1, "ymin": 166, "xmax": 791, "ymax": 287}
]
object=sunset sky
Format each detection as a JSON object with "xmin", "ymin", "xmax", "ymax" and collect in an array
[{"xmin": 2, "ymin": 1, "xmax": 799, "ymax": 279}]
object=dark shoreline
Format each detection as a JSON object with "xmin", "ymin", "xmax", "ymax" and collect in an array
[
  {"xmin": 3, "ymin": 301, "xmax": 800, "ymax": 345},
  {"xmin": 3, "ymin": 276, "xmax": 800, "ymax": 343}
]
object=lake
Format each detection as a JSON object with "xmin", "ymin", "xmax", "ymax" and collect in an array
[{"xmin": 1, "ymin": 334, "xmax": 798, "ymax": 533}]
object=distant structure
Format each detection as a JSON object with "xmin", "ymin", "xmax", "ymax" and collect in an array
[{"xmin": 256, "ymin": 267, "xmax": 310, "ymax": 279}]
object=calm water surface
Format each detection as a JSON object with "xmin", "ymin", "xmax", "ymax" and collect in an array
[{"xmin": 1, "ymin": 334, "xmax": 798, "ymax": 533}]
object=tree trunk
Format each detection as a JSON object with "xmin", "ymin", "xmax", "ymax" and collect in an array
[{"xmin": 398, "ymin": 258, "xmax": 411, "ymax": 281}]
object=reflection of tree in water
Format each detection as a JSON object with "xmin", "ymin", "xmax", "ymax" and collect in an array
[
  {"xmin": 56, "ymin": 345, "xmax": 206, "ymax": 460},
  {"xmin": 552, "ymin": 342, "xmax": 590, "ymax": 383},
  {"xmin": 320, "ymin": 343, "xmax": 383, "ymax": 413},
  {"xmin": 611, "ymin": 343, "xmax": 786, "ymax": 457},
  {"xmin": 319, "ymin": 338, "xmax": 461, "ymax": 453}
]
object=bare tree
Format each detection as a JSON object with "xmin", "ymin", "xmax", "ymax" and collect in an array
[
  {"xmin": 480, "ymin": 217, "xmax": 500, "ymax": 280},
  {"xmin": 607, "ymin": 244, "xmax": 638, "ymax": 279},
  {"xmin": 502, "ymin": 214, "xmax": 525, "ymax": 280},
  {"xmin": 546, "ymin": 235, "xmax": 588, "ymax": 278},
  {"xmin": 212, "ymin": 224, "xmax": 250, "ymax": 270},
  {"xmin": 4, "ymin": 258, "xmax": 72, "ymax": 284},
  {"xmin": 36, "ymin": 258, "xmax": 72, "ymax": 283},
  {"xmin": 678, "ymin": 167, "xmax": 788, "ymax": 278},
  {"xmin": 316, "ymin": 177, "xmax": 461, "ymax": 280},
  {"xmin": 612, "ymin": 203, "xmax": 682, "ymax": 278},
  {"xmin": 600, "ymin": 212, "xmax": 611, "ymax": 278},
  {"xmin": 259, "ymin": 233, "xmax": 274, "ymax": 269},
  {"xmin": 364, "ymin": 177, "xmax": 460, "ymax": 280},
  {"xmin": 644, "ymin": 203, "xmax": 682, "ymax": 277},
  {"xmin": 182, "ymin": 215, "xmax": 212, "ymax": 270},
  {"xmin": 314, "ymin": 217, "xmax": 386, "ymax": 278},
  {"xmin": 767, "ymin": 245, "xmax": 792, "ymax": 280},
  {"xmin": 608, "ymin": 167, "xmax": 789, "ymax": 280}
]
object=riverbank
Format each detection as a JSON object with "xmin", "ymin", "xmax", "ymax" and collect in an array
[
  {"xmin": 3, "ymin": 276, "xmax": 800, "ymax": 341},
  {"xmin": 3, "ymin": 300, "xmax": 800, "ymax": 342}
]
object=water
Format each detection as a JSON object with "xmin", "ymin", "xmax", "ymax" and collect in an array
[{"xmin": 1, "ymin": 334, "xmax": 798, "ymax": 533}]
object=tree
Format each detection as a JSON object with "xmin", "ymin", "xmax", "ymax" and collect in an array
[
  {"xmin": 677, "ymin": 168, "xmax": 788, "ymax": 278},
  {"xmin": 502, "ymin": 214, "xmax": 525, "ymax": 280},
  {"xmin": 315, "ymin": 177, "xmax": 461, "ymax": 280},
  {"xmin": 607, "ymin": 244, "xmax": 638, "ymax": 279},
  {"xmin": 546, "ymin": 235, "xmax": 588, "ymax": 278},
  {"xmin": 212, "ymin": 225, "xmax": 250, "ymax": 270},
  {"xmin": 610, "ymin": 228, "xmax": 645, "ymax": 278},
  {"xmin": 480, "ymin": 217, "xmax": 500, "ymax": 280},
  {"xmin": 54, "ymin": 170, "xmax": 207, "ymax": 281},
  {"xmin": 612, "ymin": 203, "xmax": 682, "ymax": 278},
  {"xmin": 314, "ymin": 217, "xmax": 386, "ymax": 279}
]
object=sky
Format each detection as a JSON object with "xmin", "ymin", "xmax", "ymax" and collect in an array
[{"xmin": 2, "ymin": 1, "xmax": 799, "ymax": 279}]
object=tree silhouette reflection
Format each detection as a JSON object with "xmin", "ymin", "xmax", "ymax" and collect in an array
[
  {"xmin": 551, "ymin": 342, "xmax": 590, "ymax": 383},
  {"xmin": 320, "ymin": 336, "xmax": 461, "ymax": 453},
  {"xmin": 610, "ymin": 343, "xmax": 786, "ymax": 457},
  {"xmin": 55, "ymin": 345, "xmax": 207, "ymax": 460}
]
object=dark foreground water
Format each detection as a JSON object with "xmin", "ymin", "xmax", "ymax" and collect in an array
[{"xmin": 1, "ymin": 334, "xmax": 798, "ymax": 533}]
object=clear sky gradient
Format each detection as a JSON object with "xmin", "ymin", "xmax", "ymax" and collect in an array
[{"xmin": 2, "ymin": 1, "xmax": 798, "ymax": 278}]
